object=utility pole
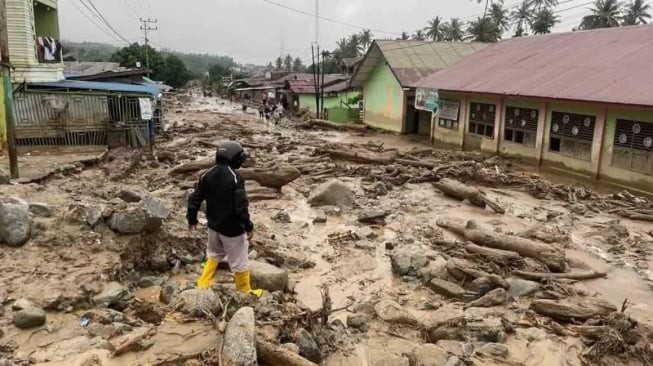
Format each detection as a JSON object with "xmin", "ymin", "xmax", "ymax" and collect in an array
[
  {"xmin": 139, "ymin": 18, "xmax": 157, "ymax": 77},
  {"xmin": 0, "ymin": 0, "xmax": 19, "ymax": 178}
]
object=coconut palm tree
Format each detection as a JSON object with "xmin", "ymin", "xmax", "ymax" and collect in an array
[
  {"xmin": 578, "ymin": 0, "xmax": 623, "ymax": 29},
  {"xmin": 529, "ymin": 0, "xmax": 559, "ymax": 10},
  {"xmin": 466, "ymin": 17, "xmax": 502, "ymax": 42},
  {"xmin": 349, "ymin": 34, "xmax": 363, "ymax": 56},
  {"xmin": 443, "ymin": 18, "xmax": 465, "ymax": 41},
  {"xmin": 360, "ymin": 29, "xmax": 373, "ymax": 50},
  {"xmin": 622, "ymin": 0, "xmax": 652, "ymax": 24},
  {"xmin": 490, "ymin": 3, "xmax": 511, "ymax": 31},
  {"xmin": 512, "ymin": 0, "xmax": 533, "ymax": 36},
  {"xmin": 425, "ymin": 16, "xmax": 446, "ymax": 41},
  {"xmin": 530, "ymin": 8, "xmax": 559, "ymax": 33},
  {"xmin": 412, "ymin": 30, "xmax": 426, "ymax": 40}
]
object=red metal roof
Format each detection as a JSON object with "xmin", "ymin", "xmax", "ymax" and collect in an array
[
  {"xmin": 414, "ymin": 25, "xmax": 653, "ymax": 107},
  {"xmin": 286, "ymin": 76, "xmax": 348, "ymax": 94}
]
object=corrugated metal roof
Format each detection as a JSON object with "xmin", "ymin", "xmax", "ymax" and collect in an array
[
  {"xmin": 64, "ymin": 62, "xmax": 125, "ymax": 76},
  {"xmin": 351, "ymin": 40, "xmax": 489, "ymax": 87},
  {"xmin": 286, "ymin": 76, "xmax": 348, "ymax": 93},
  {"xmin": 27, "ymin": 80, "xmax": 163, "ymax": 96},
  {"xmin": 414, "ymin": 25, "xmax": 653, "ymax": 107}
]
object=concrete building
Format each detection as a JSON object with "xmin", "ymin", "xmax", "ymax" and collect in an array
[
  {"xmin": 350, "ymin": 40, "xmax": 488, "ymax": 135},
  {"xmin": 283, "ymin": 78, "xmax": 360, "ymax": 122},
  {"xmin": 415, "ymin": 25, "xmax": 653, "ymax": 193}
]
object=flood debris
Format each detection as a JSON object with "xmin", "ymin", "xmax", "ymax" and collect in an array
[{"xmin": 433, "ymin": 178, "xmax": 505, "ymax": 214}]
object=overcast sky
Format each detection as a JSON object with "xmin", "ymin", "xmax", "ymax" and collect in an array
[{"xmin": 58, "ymin": 0, "xmax": 591, "ymax": 65}]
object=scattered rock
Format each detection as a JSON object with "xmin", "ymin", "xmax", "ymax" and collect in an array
[
  {"xmin": 137, "ymin": 276, "xmax": 166, "ymax": 288},
  {"xmin": 13, "ymin": 306, "xmax": 46, "ymax": 329},
  {"xmin": 159, "ymin": 280, "xmax": 179, "ymax": 305},
  {"xmin": 272, "ymin": 210, "xmax": 291, "ymax": 223},
  {"xmin": 385, "ymin": 242, "xmax": 395, "ymax": 250},
  {"xmin": 418, "ymin": 256, "xmax": 448, "ymax": 283},
  {"xmin": 506, "ymin": 278, "xmax": 541, "ymax": 298},
  {"xmin": 28, "ymin": 202, "xmax": 52, "ymax": 217},
  {"xmin": 373, "ymin": 181, "xmax": 388, "ymax": 196},
  {"xmin": 157, "ymin": 151, "xmax": 176, "ymax": 164},
  {"xmin": 12, "ymin": 298, "xmax": 36, "ymax": 311},
  {"xmin": 356, "ymin": 227, "xmax": 377, "ymax": 239},
  {"xmin": 469, "ymin": 277, "xmax": 494, "ymax": 296},
  {"xmin": 308, "ymin": 180, "xmax": 355, "ymax": 207},
  {"xmin": 391, "ymin": 247, "xmax": 430, "ymax": 276},
  {"xmin": 444, "ymin": 356, "xmax": 465, "ymax": 366},
  {"xmin": 312, "ymin": 214, "xmax": 327, "ymax": 224},
  {"xmin": 480, "ymin": 343, "xmax": 509, "ymax": 358},
  {"xmin": 140, "ymin": 195, "xmax": 170, "ymax": 231},
  {"xmin": 172, "ymin": 289, "xmax": 220, "ymax": 316},
  {"xmin": 358, "ymin": 209, "xmax": 388, "ymax": 224},
  {"xmin": 0, "ymin": 168, "xmax": 10, "ymax": 184},
  {"xmin": 0, "ymin": 201, "xmax": 32, "ymax": 246},
  {"xmin": 295, "ymin": 328, "xmax": 323, "ymax": 364},
  {"xmin": 354, "ymin": 241, "xmax": 376, "ymax": 250},
  {"xmin": 346, "ymin": 313, "xmax": 371, "ymax": 331},
  {"xmin": 375, "ymin": 300, "xmax": 418, "ymax": 326},
  {"xmin": 281, "ymin": 343, "xmax": 300, "ymax": 354},
  {"xmin": 85, "ymin": 205, "xmax": 104, "ymax": 227},
  {"xmin": 93, "ymin": 282, "xmax": 132, "ymax": 311},
  {"xmin": 118, "ymin": 189, "xmax": 143, "ymax": 203},
  {"xmin": 107, "ymin": 207, "xmax": 148, "ymax": 234},
  {"xmin": 222, "ymin": 307, "xmax": 256, "ymax": 366},
  {"xmin": 435, "ymin": 340, "xmax": 464, "ymax": 357},
  {"xmin": 409, "ymin": 344, "xmax": 449, "ymax": 366},
  {"xmin": 465, "ymin": 288, "xmax": 507, "ymax": 308},
  {"xmin": 250, "ymin": 261, "xmax": 289, "ymax": 291},
  {"xmin": 429, "ymin": 278, "xmax": 467, "ymax": 299}
]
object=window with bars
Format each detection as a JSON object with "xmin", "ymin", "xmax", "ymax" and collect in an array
[
  {"xmin": 549, "ymin": 111, "xmax": 595, "ymax": 161},
  {"xmin": 468, "ymin": 103, "xmax": 496, "ymax": 139},
  {"xmin": 504, "ymin": 106, "xmax": 538, "ymax": 147},
  {"xmin": 437, "ymin": 99, "xmax": 461, "ymax": 130},
  {"xmin": 611, "ymin": 119, "xmax": 653, "ymax": 174}
]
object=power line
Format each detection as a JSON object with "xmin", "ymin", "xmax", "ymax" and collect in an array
[
  {"xmin": 81, "ymin": 0, "xmax": 131, "ymax": 44},
  {"xmin": 67, "ymin": 0, "xmax": 129, "ymax": 45}
]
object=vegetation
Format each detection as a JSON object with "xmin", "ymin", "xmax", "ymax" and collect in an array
[
  {"xmin": 623, "ymin": 0, "xmax": 652, "ymax": 24},
  {"xmin": 110, "ymin": 43, "xmax": 192, "ymax": 88},
  {"xmin": 578, "ymin": 0, "xmax": 624, "ymax": 29}
]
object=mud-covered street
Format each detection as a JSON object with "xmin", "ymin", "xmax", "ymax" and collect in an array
[{"xmin": 1, "ymin": 94, "xmax": 653, "ymax": 366}]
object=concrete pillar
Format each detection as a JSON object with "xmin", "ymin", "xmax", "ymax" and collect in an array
[{"xmin": 593, "ymin": 106, "xmax": 608, "ymax": 180}]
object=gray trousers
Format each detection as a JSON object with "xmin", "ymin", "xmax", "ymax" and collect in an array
[{"xmin": 207, "ymin": 228, "xmax": 249, "ymax": 273}]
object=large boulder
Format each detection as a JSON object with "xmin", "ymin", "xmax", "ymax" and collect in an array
[
  {"xmin": 140, "ymin": 195, "xmax": 170, "ymax": 231},
  {"xmin": 429, "ymin": 278, "xmax": 467, "ymax": 299},
  {"xmin": 0, "ymin": 200, "xmax": 32, "ymax": 246},
  {"xmin": 375, "ymin": 300, "xmax": 418, "ymax": 326},
  {"xmin": 171, "ymin": 289, "xmax": 220, "ymax": 316},
  {"xmin": 409, "ymin": 344, "xmax": 449, "ymax": 366},
  {"xmin": 28, "ymin": 203, "xmax": 52, "ymax": 218},
  {"xmin": 222, "ymin": 307, "xmax": 256, "ymax": 366},
  {"xmin": 250, "ymin": 261, "xmax": 288, "ymax": 291},
  {"xmin": 308, "ymin": 180, "xmax": 355, "ymax": 207},
  {"xmin": 391, "ymin": 247, "xmax": 429, "ymax": 276},
  {"xmin": 0, "ymin": 167, "xmax": 10, "ymax": 184},
  {"xmin": 13, "ymin": 306, "xmax": 46, "ymax": 329},
  {"xmin": 92, "ymin": 282, "xmax": 132, "ymax": 311},
  {"xmin": 507, "ymin": 278, "xmax": 541, "ymax": 298},
  {"xmin": 107, "ymin": 207, "xmax": 148, "ymax": 234},
  {"xmin": 295, "ymin": 328, "xmax": 323, "ymax": 364}
]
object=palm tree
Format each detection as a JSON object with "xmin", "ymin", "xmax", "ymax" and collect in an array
[
  {"xmin": 349, "ymin": 34, "xmax": 363, "ymax": 56},
  {"xmin": 283, "ymin": 54, "xmax": 293, "ymax": 71},
  {"xmin": 425, "ymin": 16, "xmax": 446, "ymax": 41},
  {"xmin": 512, "ymin": 0, "xmax": 533, "ymax": 36},
  {"xmin": 466, "ymin": 16, "xmax": 502, "ymax": 42},
  {"xmin": 412, "ymin": 29, "xmax": 426, "ymax": 40},
  {"xmin": 443, "ymin": 18, "xmax": 465, "ymax": 41},
  {"xmin": 623, "ymin": 0, "xmax": 652, "ymax": 24},
  {"xmin": 578, "ymin": 0, "xmax": 623, "ymax": 29},
  {"xmin": 490, "ymin": 3, "xmax": 511, "ymax": 31},
  {"xmin": 360, "ymin": 29, "xmax": 373, "ymax": 50},
  {"xmin": 529, "ymin": 0, "xmax": 559, "ymax": 10},
  {"xmin": 401, "ymin": 31, "xmax": 410, "ymax": 40},
  {"xmin": 275, "ymin": 56, "xmax": 283, "ymax": 70},
  {"xmin": 530, "ymin": 8, "xmax": 559, "ymax": 33}
]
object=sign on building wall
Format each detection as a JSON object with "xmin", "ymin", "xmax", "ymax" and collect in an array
[
  {"xmin": 415, "ymin": 88, "xmax": 439, "ymax": 112},
  {"xmin": 139, "ymin": 98, "xmax": 153, "ymax": 120},
  {"xmin": 438, "ymin": 99, "xmax": 460, "ymax": 121}
]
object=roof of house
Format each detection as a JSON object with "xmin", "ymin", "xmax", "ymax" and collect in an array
[
  {"xmin": 341, "ymin": 56, "xmax": 363, "ymax": 68},
  {"xmin": 64, "ymin": 62, "xmax": 125, "ymax": 76},
  {"xmin": 67, "ymin": 68, "xmax": 150, "ymax": 81},
  {"xmin": 285, "ymin": 76, "xmax": 348, "ymax": 94},
  {"xmin": 350, "ymin": 40, "xmax": 489, "ymax": 88},
  {"xmin": 414, "ymin": 25, "xmax": 653, "ymax": 107},
  {"xmin": 28, "ymin": 80, "xmax": 163, "ymax": 96}
]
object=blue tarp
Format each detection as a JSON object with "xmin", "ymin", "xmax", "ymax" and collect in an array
[{"xmin": 28, "ymin": 79, "xmax": 163, "ymax": 96}]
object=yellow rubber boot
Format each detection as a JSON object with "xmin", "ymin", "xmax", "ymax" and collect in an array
[
  {"xmin": 197, "ymin": 258, "xmax": 218, "ymax": 289},
  {"xmin": 234, "ymin": 270, "xmax": 263, "ymax": 298}
]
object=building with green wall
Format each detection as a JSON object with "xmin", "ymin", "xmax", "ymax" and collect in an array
[
  {"xmin": 285, "ymin": 78, "xmax": 361, "ymax": 123},
  {"xmin": 415, "ymin": 25, "xmax": 653, "ymax": 194},
  {"xmin": 350, "ymin": 40, "xmax": 488, "ymax": 135}
]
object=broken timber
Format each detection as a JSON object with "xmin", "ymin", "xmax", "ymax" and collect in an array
[
  {"xmin": 257, "ymin": 339, "xmax": 319, "ymax": 366},
  {"xmin": 298, "ymin": 119, "xmax": 370, "ymax": 132},
  {"xmin": 531, "ymin": 298, "xmax": 617, "ymax": 322},
  {"xmin": 513, "ymin": 270, "xmax": 607, "ymax": 281},
  {"xmin": 169, "ymin": 161, "xmax": 301, "ymax": 189},
  {"xmin": 433, "ymin": 178, "xmax": 505, "ymax": 214}
]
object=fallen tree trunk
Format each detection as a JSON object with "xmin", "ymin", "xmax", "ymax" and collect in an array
[
  {"xmin": 257, "ymin": 339, "xmax": 319, "ymax": 366},
  {"xmin": 445, "ymin": 258, "xmax": 509, "ymax": 289},
  {"xmin": 169, "ymin": 158, "xmax": 214, "ymax": 175},
  {"xmin": 531, "ymin": 298, "xmax": 617, "ymax": 322},
  {"xmin": 433, "ymin": 178, "xmax": 505, "ymax": 214},
  {"xmin": 437, "ymin": 219, "xmax": 566, "ymax": 272},
  {"xmin": 316, "ymin": 148, "xmax": 393, "ymax": 165},
  {"xmin": 513, "ymin": 270, "xmax": 607, "ymax": 281},
  {"xmin": 240, "ymin": 166, "xmax": 301, "ymax": 190},
  {"xmin": 395, "ymin": 158, "xmax": 441, "ymax": 169},
  {"xmin": 464, "ymin": 242, "xmax": 522, "ymax": 265},
  {"xmin": 197, "ymin": 139, "xmax": 268, "ymax": 150},
  {"xmin": 299, "ymin": 119, "xmax": 370, "ymax": 132}
]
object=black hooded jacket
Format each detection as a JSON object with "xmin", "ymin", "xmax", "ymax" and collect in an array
[{"xmin": 186, "ymin": 163, "xmax": 253, "ymax": 237}]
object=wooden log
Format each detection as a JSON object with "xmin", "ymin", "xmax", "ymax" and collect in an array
[
  {"xmin": 531, "ymin": 298, "xmax": 617, "ymax": 322},
  {"xmin": 316, "ymin": 148, "xmax": 393, "ymax": 165},
  {"xmin": 169, "ymin": 158, "xmax": 214, "ymax": 175},
  {"xmin": 257, "ymin": 339, "xmax": 319, "ymax": 366},
  {"xmin": 240, "ymin": 166, "xmax": 301, "ymax": 189},
  {"xmin": 621, "ymin": 213, "xmax": 653, "ymax": 222},
  {"xmin": 299, "ymin": 119, "xmax": 370, "ymax": 132},
  {"xmin": 464, "ymin": 242, "xmax": 522, "ymax": 265},
  {"xmin": 445, "ymin": 258, "xmax": 509, "ymax": 289},
  {"xmin": 395, "ymin": 158, "xmax": 441, "ymax": 169},
  {"xmin": 512, "ymin": 270, "xmax": 607, "ymax": 281},
  {"xmin": 433, "ymin": 178, "xmax": 504, "ymax": 214},
  {"xmin": 437, "ymin": 219, "xmax": 566, "ymax": 272},
  {"xmin": 569, "ymin": 325, "xmax": 610, "ymax": 339}
]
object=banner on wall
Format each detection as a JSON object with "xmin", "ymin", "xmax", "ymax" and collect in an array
[
  {"xmin": 138, "ymin": 98, "xmax": 153, "ymax": 120},
  {"xmin": 415, "ymin": 88, "xmax": 439, "ymax": 112},
  {"xmin": 438, "ymin": 99, "xmax": 460, "ymax": 121}
]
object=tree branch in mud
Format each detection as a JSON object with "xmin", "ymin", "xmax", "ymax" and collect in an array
[
  {"xmin": 463, "ymin": 242, "xmax": 522, "ymax": 265},
  {"xmin": 530, "ymin": 298, "xmax": 617, "ymax": 322},
  {"xmin": 298, "ymin": 119, "xmax": 370, "ymax": 132},
  {"xmin": 168, "ymin": 161, "xmax": 301, "ymax": 190},
  {"xmin": 257, "ymin": 339, "xmax": 319, "ymax": 366},
  {"xmin": 513, "ymin": 270, "xmax": 607, "ymax": 281},
  {"xmin": 436, "ymin": 219, "xmax": 566, "ymax": 272},
  {"xmin": 433, "ymin": 178, "xmax": 505, "ymax": 214}
]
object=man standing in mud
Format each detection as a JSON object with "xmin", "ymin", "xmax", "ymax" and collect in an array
[{"xmin": 186, "ymin": 140, "xmax": 263, "ymax": 297}]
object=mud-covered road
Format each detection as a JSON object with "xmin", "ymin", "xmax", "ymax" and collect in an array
[{"xmin": 0, "ymin": 94, "xmax": 652, "ymax": 366}]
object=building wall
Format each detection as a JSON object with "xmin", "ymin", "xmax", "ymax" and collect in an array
[
  {"xmin": 0, "ymin": 81, "xmax": 6, "ymax": 147},
  {"xmin": 464, "ymin": 95, "xmax": 502, "ymax": 154},
  {"xmin": 499, "ymin": 98, "xmax": 546, "ymax": 164},
  {"xmin": 430, "ymin": 92, "xmax": 466, "ymax": 148},
  {"xmin": 362, "ymin": 60, "xmax": 403, "ymax": 132},
  {"xmin": 34, "ymin": 3, "xmax": 60, "ymax": 38},
  {"xmin": 298, "ymin": 94, "xmax": 339, "ymax": 113}
]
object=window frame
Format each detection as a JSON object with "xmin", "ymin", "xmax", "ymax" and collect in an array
[
  {"xmin": 548, "ymin": 111, "xmax": 596, "ymax": 161},
  {"xmin": 468, "ymin": 102, "xmax": 496, "ymax": 139},
  {"xmin": 503, "ymin": 106, "xmax": 539, "ymax": 148},
  {"xmin": 611, "ymin": 118, "xmax": 653, "ymax": 175}
]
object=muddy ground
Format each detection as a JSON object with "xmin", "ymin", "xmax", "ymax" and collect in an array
[{"xmin": 1, "ymin": 94, "xmax": 653, "ymax": 366}]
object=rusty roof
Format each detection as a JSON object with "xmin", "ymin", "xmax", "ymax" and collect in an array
[
  {"xmin": 414, "ymin": 25, "xmax": 653, "ymax": 107},
  {"xmin": 285, "ymin": 76, "xmax": 348, "ymax": 94},
  {"xmin": 350, "ymin": 40, "xmax": 489, "ymax": 88}
]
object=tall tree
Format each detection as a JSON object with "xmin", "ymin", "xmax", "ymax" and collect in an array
[
  {"xmin": 360, "ymin": 29, "xmax": 373, "ymax": 50},
  {"xmin": 466, "ymin": 17, "xmax": 502, "ymax": 42},
  {"xmin": 412, "ymin": 29, "xmax": 426, "ymax": 40},
  {"xmin": 159, "ymin": 54, "xmax": 192, "ymax": 88},
  {"xmin": 275, "ymin": 56, "xmax": 283, "ymax": 70},
  {"xmin": 530, "ymin": 8, "xmax": 559, "ymax": 33},
  {"xmin": 512, "ymin": 0, "xmax": 533, "ymax": 36},
  {"xmin": 490, "ymin": 3, "xmax": 511, "ymax": 31},
  {"xmin": 622, "ymin": 0, "xmax": 652, "ymax": 24},
  {"xmin": 292, "ymin": 57, "xmax": 304, "ymax": 71},
  {"xmin": 578, "ymin": 0, "xmax": 623, "ymax": 29},
  {"xmin": 283, "ymin": 54, "xmax": 293, "ymax": 71},
  {"xmin": 425, "ymin": 16, "xmax": 446, "ymax": 41},
  {"xmin": 401, "ymin": 31, "xmax": 410, "ymax": 40},
  {"xmin": 349, "ymin": 34, "xmax": 363, "ymax": 55},
  {"xmin": 443, "ymin": 18, "xmax": 465, "ymax": 41},
  {"xmin": 266, "ymin": 62, "xmax": 274, "ymax": 70},
  {"xmin": 529, "ymin": 0, "xmax": 559, "ymax": 10}
]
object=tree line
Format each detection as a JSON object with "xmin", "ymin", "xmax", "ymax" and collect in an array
[{"xmin": 267, "ymin": 55, "xmax": 306, "ymax": 72}]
